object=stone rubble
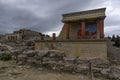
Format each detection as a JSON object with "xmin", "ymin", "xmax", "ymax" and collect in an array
[{"xmin": 0, "ymin": 49, "xmax": 120, "ymax": 80}]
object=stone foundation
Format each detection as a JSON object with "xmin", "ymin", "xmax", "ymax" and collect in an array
[{"xmin": 35, "ymin": 39, "xmax": 107, "ymax": 60}]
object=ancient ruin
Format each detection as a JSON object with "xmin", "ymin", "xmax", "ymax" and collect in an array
[
  {"xmin": 35, "ymin": 8, "xmax": 107, "ymax": 60},
  {"xmin": 5, "ymin": 29, "xmax": 42, "ymax": 41},
  {"xmin": 0, "ymin": 7, "xmax": 120, "ymax": 80}
]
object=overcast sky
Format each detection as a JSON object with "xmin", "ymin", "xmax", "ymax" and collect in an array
[{"xmin": 0, "ymin": 0, "xmax": 120, "ymax": 36}]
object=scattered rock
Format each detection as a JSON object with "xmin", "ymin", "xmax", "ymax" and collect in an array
[
  {"xmin": 109, "ymin": 66, "xmax": 120, "ymax": 79},
  {"xmin": 8, "ymin": 69, "xmax": 21, "ymax": 76},
  {"xmin": 0, "ymin": 66, "xmax": 8, "ymax": 70},
  {"xmin": 38, "ymin": 68, "xmax": 44, "ymax": 71},
  {"xmin": 90, "ymin": 58, "xmax": 109, "ymax": 68}
]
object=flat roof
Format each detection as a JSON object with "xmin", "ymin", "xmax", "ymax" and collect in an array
[{"xmin": 62, "ymin": 8, "xmax": 106, "ymax": 22}]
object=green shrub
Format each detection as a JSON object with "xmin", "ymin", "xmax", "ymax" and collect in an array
[{"xmin": 0, "ymin": 54, "xmax": 12, "ymax": 61}]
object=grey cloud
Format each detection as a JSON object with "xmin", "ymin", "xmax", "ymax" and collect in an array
[
  {"xmin": 105, "ymin": 17, "xmax": 120, "ymax": 27},
  {"xmin": 0, "ymin": 0, "xmax": 120, "ymax": 36},
  {"xmin": 0, "ymin": 0, "xmax": 92, "ymax": 34}
]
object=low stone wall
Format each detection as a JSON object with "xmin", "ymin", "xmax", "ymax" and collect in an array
[{"xmin": 35, "ymin": 40, "xmax": 107, "ymax": 60}]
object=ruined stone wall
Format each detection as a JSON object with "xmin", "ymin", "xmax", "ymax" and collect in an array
[
  {"xmin": 5, "ymin": 33, "xmax": 22, "ymax": 41},
  {"xmin": 14, "ymin": 29, "xmax": 41, "ymax": 36},
  {"xmin": 35, "ymin": 40, "xmax": 107, "ymax": 60}
]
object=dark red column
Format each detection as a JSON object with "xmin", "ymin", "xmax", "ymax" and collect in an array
[
  {"xmin": 99, "ymin": 19, "xmax": 104, "ymax": 38},
  {"xmin": 66, "ymin": 23, "xmax": 70, "ymax": 39},
  {"xmin": 77, "ymin": 30, "xmax": 81, "ymax": 38},
  {"xmin": 81, "ymin": 21, "xmax": 86, "ymax": 38},
  {"xmin": 52, "ymin": 33, "xmax": 56, "ymax": 40}
]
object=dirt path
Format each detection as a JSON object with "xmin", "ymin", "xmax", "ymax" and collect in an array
[{"xmin": 0, "ymin": 61, "xmax": 89, "ymax": 80}]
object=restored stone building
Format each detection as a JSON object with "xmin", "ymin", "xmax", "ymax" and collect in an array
[
  {"xmin": 35, "ymin": 8, "xmax": 108, "ymax": 60},
  {"xmin": 6, "ymin": 29, "xmax": 42, "ymax": 41}
]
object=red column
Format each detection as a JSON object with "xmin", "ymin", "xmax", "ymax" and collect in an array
[
  {"xmin": 66, "ymin": 23, "xmax": 70, "ymax": 39},
  {"xmin": 52, "ymin": 33, "xmax": 56, "ymax": 40},
  {"xmin": 77, "ymin": 30, "xmax": 81, "ymax": 38},
  {"xmin": 81, "ymin": 21, "xmax": 86, "ymax": 38},
  {"xmin": 99, "ymin": 19, "xmax": 104, "ymax": 38}
]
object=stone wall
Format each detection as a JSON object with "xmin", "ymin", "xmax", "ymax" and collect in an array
[
  {"xmin": 35, "ymin": 40, "xmax": 107, "ymax": 60},
  {"xmin": 59, "ymin": 23, "xmax": 80, "ymax": 40},
  {"xmin": 69, "ymin": 23, "xmax": 78, "ymax": 39}
]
